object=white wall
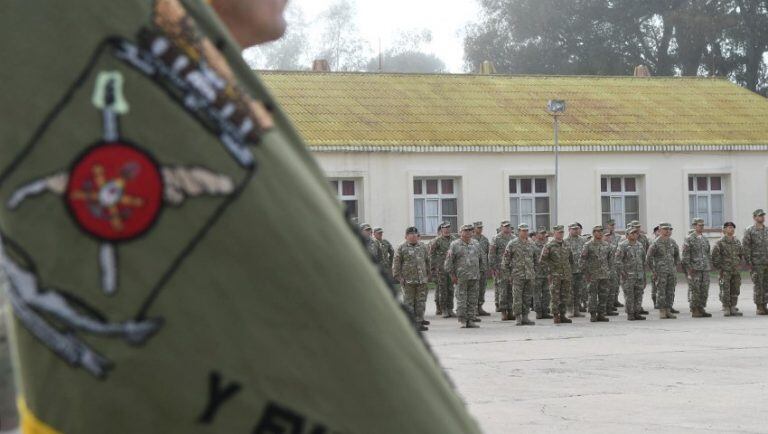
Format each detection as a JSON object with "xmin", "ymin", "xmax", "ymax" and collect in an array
[{"xmin": 318, "ymin": 150, "xmax": 768, "ymax": 243}]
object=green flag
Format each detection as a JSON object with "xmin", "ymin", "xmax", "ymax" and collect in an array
[{"xmin": 0, "ymin": 1, "xmax": 481, "ymax": 433}]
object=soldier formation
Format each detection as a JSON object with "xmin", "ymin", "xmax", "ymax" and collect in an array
[{"xmin": 372, "ymin": 208, "xmax": 768, "ymax": 330}]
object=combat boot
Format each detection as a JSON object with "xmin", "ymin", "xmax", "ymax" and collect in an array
[
  {"xmin": 597, "ymin": 313, "xmax": 609, "ymax": 322},
  {"xmin": 495, "ymin": 302, "xmax": 501, "ymax": 312},
  {"xmin": 445, "ymin": 309, "xmax": 456, "ymax": 318},
  {"xmin": 634, "ymin": 313, "xmax": 646, "ymax": 320},
  {"xmin": 478, "ymin": 307, "xmax": 491, "ymax": 316},
  {"xmin": 536, "ymin": 311, "xmax": 543, "ymax": 319},
  {"xmin": 501, "ymin": 310, "xmax": 511, "ymax": 321},
  {"xmin": 639, "ymin": 308, "xmax": 650, "ymax": 315},
  {"xmin": 553, "ymin": 314, "xmax": 562, "ymax": 324},
  {"xmin": 670, "ymin": 307, "xmax": 680, "ymax": 314},
  {"xmin": 472, "ymin": 317, "xmax": 481, "ymax": 322},
  {"xmin": 435, "ymin": 306, "xmax": 443, "ymax": 316},
  {"xmin": 700, "ymin": 309, "xmax": 712, "ymax": 318},
  {"xmin": 606, "ymin": 310, "xmax": 619, "ymax": 316},
  {"xmin": 421, "ymin": 320, "xmax": 431, "ymax": 325},
  {"xmin": 541, "ymin": 312, "xmax": 553, "ymax": 319},
  {"xmin": 560, "ymin": 315, "xmax": 573, "ymax": 324},
  {"xmin": 661, "ymin": 308, "xmax": 677, "ymax": 319},
  {"xmin": 465, "ymin": 321, "xmax": 479, "ymax": 328},
  {"xmin": 590, "ymin": 312, "xmax": 598, "ymax": 323},
  {"xmin": 614, "ymin": 301, "xmax": 624, "ymax": 308},
  {"xmin": 691, "ymin": 307, "xmax": 704, "ymax": 318},
  {"xmin": 520, "ymin": 313, "xmax": 535, "ymax": 326},
  {"xmin": 730, "ymin": 307, "xmax": 743, "ymax": 317},
  {"xmin": 417, "ymin": 324, "xmax": 429, "ymax": 332},
  {"xmin": 579, "ymin": 305, "xmax": 587, "ymax": 313},
  {"xmin": 724, "ymin": 308, "xmax": 733, "ymax": 317},
  {"xmin": 758, "ymin": 304, "xmax": 768, "ymax": 315}
]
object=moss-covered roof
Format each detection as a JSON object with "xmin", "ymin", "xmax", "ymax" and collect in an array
[{"xmin": 260, "ymin": 71, "xmax": 768, "ymax": 149}]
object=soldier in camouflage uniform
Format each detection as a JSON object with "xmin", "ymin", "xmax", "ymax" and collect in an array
[
  {"xmin": 646, "ymin": 222, "xmax": 681, "ymax": 319},
  {"xmin": 565, "ymin": 223, "xmax": 586, "ymax": 317},
  {"xmin": 581, "ymin": 225, "xmax": 612, "ymax": 322},
  {"xmin": 473, "ymin": 221, "xmax": 492, "ymax": 316},
  {"xmin": 629, "ymin": 220, "xmax": 655, "ymax": 314},
  {"xmin": 742, "ymin": 209, "xmax": 768, "ymax": 315},
  {"xmin": 490, "ymin": 221, "xmax": 515, "ymax": 317},
  {"xmin": 445, "ymin": 224, "xmax": 486, "ymax": 328},
  {"xmin": 682, "ymin": 218, "xmax": 713, "ymax": 318},
  {"xmin": 393, "ymin": 226, "xmax": 431, "ymax": 331},
  {"xmin": 604, "ymin": 219, "xmax": 622, "ymax": 313},
  {"xmin": 533, "ymin": 227, "xmax": 553, "ymax": 319},
  {"xmin": 615, "ymin": 227, "xmax": 647, "ymax": 320},
  {"xmin": 540, "ymin": 225, "xmax": 574, "ymax": 324},
  {"xmin": 430, "ymin": 221, "xmax": 457, "ymax": 317},
  {"xmin": 360, "ymin": 223, "xmax": 383, "ymax": 264},
  {"xmin": 712, "ymin": 221, "xmax": 744, "ymax": 317},
  {"xmin": 374, "ymin": 227, "xmax": 395, "ymax": 274},
  {"xmin": 502, "ymin": 224, "xmax": 537, "ymax": 325},
  {"xmin": 650, "ymin": 225, "xmax": 660, "ymax": 309}
]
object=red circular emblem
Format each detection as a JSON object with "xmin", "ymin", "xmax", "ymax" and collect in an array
[{"xmin": 65, "ymin": 142, "xmax": 163, "ymax": 242}]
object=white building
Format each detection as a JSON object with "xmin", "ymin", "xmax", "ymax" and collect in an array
[{"xmin": 261, "ymin": 70, "xmax": 768, "ymax": 242}]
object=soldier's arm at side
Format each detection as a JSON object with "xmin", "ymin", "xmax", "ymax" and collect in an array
[
  {"xmin": 741, "ymin": 230, "xmax": 752, "ymax": 267},
  {"xmin": 392, "ymin": 246, "xmax": 403, "ymax": 282}
]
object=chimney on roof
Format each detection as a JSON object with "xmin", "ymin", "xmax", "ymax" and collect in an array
[
  {"xmin": 479, "ymin": 60, "xmax": 496, "ymax": 75},
  {"xmin": 634, "ymin": 65, "xmax": 651, "ymax": 77},
  {"xmin": 312, "ymin": 59, "xmax": 330, "ymax": 72}
]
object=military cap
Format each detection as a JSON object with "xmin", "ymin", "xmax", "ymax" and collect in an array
[
  {"xmin": 691, "ymin": 218, "xmax": 705, "ymax": 226},
  {"xmin": 439, "ymin": 221, "xmax": 451, "ymax": 229},
  {"xmin": 592, "ymin": 225, "xmax": 604, "ymax": 232},
  {"xmin": 473, "ymin": 221, "xmax": 483, "ymax": 228},
  {"xmin": 568, "ymin": 222, "xmax": 579, "ymax": 229},
  {"xmin": 630, "ymin": 221, "xmax": 641, "ymax": 228},
  {"xmin": 500, "ymin": 220, "xmax": 511, "ymax": 227},
  {"xmin": 659, "ymin": 222, "xmax": 673, "ymax": 230},
  {"xmin": 518, "ymin": 223, "xmax": 530, "ymax": 231},
  {"xmin": 723, "ymin": 221, "xmax": 736, "ymax": 228},
  {"xmin": 576, "ymin": 222, "xmax": 583, "ymax": 229},
  {"xmin": 537, "ymin": 226, "xmax": 548, "ymax": 234},
  {"xmin": 754, "ymin": 209, "xmax": 766, "ymax": 217},
  {"xmin": 552, "ymin": 225, "xmax": 565, "ymax": 232},
  {"xmin": 606, "ymin": 219, "xmax": 616, "ymax": 225},
  {"xmin": 460, "ymin": 224, "xmax": 474, "ymax": 231},
  {"xmin": 405, "ymin": 226, "xmax": 419, "ymax": 235},
  {"xmin": 360, "ymin": 223, "xmax": 372, "ymax": 231},
  {"xmin": 627, "ymin": 227, "xmax": 639, "ymax": 235},
  {"xmin": 373, "ymin": 227, "xmax": 383, "ymax": 233}
]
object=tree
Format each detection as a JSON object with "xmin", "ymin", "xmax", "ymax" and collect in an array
[
  {"xmin": 315, "ymin": 0, "xmax": 370, "ymax": 71},
  {"xmin": 242, "ymin": 2, "xmax": 310, "ymax": 70},
  {"xmin": 365, "ymin": 29, "xmax": 447, "ymax": 73}
]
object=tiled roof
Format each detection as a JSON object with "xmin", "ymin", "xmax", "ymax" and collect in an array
[{"xmin": 260, "ymin": 71, "xmax": 768, "ymax": 150}]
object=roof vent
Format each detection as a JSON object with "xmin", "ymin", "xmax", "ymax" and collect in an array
[
  {"xmin": 634, "ymin": 65, "xmax": 651, "ymax": 77},
  {"xmin": 479, "ymin": 60, "xmax": 496, "ymax": 75},
  {"xmin": 312, "ymin": 59, "xmax": 330, "ymax": 72}
]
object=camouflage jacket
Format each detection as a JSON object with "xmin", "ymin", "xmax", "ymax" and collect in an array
[
  {"xmin": 646, "ymin": 237, "xmax": 680, "ymax": 274},
  {"xmin": 682, "ymin": 233, "xmax": 711, "ymax": 272},
  {"xmin": 380, "ymin": 238, "xmax": 395, "ymax": 268},
  {"xmin": 540, "ymin": 239, "xmax": 573, "ymax": 277},
  {"xmin": 365, "ymin": 237, "xmax": 382, "ymax": 263},
  {"xmin": 472, "ymin": 234, "xmax": 490, "ymax": 272},
  {"xmin": 429, "ymin": 234, "xmax": 456, "ymax": 273},
  {"xmin": 564, "ymin": 235, "xmax": 586, "ymax": 273},
  {"xmin": 489, "ymin": 233, "xmax": 514, "ymax": 270},
  {"xmin": 615, "ymin": 240, "xmax": 646, "ymax": 278},
  {"xmin": 742, "ymin": 225, "xmax": 768, "ymax": 266},
  {"xmin": 637, "ymin": 233, "xmax": 650, "ymax": 252},
  {"xmin": 533, "ymin": 238, "xmax": 549, "ymax": 278},
  {"xmin": 581, "ymin": 238, "xmax": 612, "ymax": 280},
  {"xmin": 711, "ymin": 236, "xmax": 744, "ymax": 273},
  {"xmin": 392, "ymin": 242, "xmax": 431, "ymax": 284},
  {"xmin": 444, "ymin": 238, "xmax": 486, "ymax": 280},
  {"xmin": 501, "ymin": 238, "xmax": 537, "ymax": 280}
]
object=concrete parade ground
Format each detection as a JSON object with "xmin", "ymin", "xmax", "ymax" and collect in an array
[{"xmin": 425, "ymin": 281, "xmax": 768, "ymax": 434}]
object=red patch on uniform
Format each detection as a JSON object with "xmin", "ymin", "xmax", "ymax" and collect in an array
[{"xmin": 65, "ymin": 143, "xmax": 163, "ymax": 242}]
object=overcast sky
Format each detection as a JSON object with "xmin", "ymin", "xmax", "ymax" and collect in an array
[{"xmin": 291, "ymin": 0, "xmax": 481, "ymax": 73}]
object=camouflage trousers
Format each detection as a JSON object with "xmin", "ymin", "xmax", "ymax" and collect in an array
[
  {"xmin": 687, "ymin": 270, "xmax": 710, "ymax": 310},
  {"xmin": 750, "ymin": 265, "xmax": 768, "ymax": 305},
  {"xmin": 655, "ymin": 272, "xmax": 676, "ymax": 309},
  {"xmin": 621, "ymin": 276, "xmax": 645, "ymax": 315},
  {"xmin": 402, "ymin": 283, "xmax": 428, "ymax": 323},
  {"xmin": 493, "ymin": 270, "xmax": 504, "ymax": 310},
  {"xmin": 498, "ymin": 272, "xmax": 514, "ymax": 311},
  {"xmin": 512, "ymin": 278, "xmax": 534, "ymax": 317},
  {"xmin": 608, "ymin": 271, "xmax": 620, "ymax": 306},
  {"xmin": 549, "ymin": 276, "xmax": 571, "ymax": 316},
  {"xmin": 436, "ymin": 271, "xmax": 454, "ymax": 312},
  {"xmin": 455, "ymin": 278, "xmax": 479, "ymax": 323},
  {"xmin": 718, "ymin": 271, "xmax": 741, "ymax": 308},
  {"xmin": 477, "ymin": 270, "xmax": 488, "ymax": 306},
  {"xmin": 570, "ymin": 273, "xmax": 584, "ymax": 311},
  {"xmin": 587, "ymin": 278, "xmax": 610, "ymax": 315},
  {"xmin": 533, "ymin": 277, "xmax": 551, "ymax": 315},
  {"xmin": 651, "ymin": 272, "xmax": 658, "ymax": 308}
]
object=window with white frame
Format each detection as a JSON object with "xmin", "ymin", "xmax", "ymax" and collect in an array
[
  {"xmin": 330, "ymin": 179, "xmax": 361, "ymax": 224},
  {"xmin": 601, "ymin": 176, "xmax": 640, "ymax": 229},
  {"xmin": 413, "ymin": 178, "xmax": 459, "ymax": 235},
  {"xmin": 509, "ymin": 177, "xmax": 550, "ymax": 229},
  {"xmin": 688, "ymin": 175, "xmax": 724, "ymax": 228}
]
